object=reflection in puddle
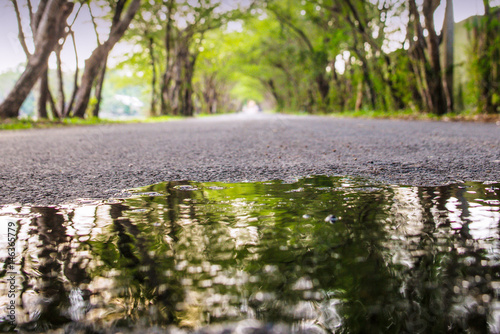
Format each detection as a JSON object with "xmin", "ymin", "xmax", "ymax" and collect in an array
[{"xmin": 0, "ymin": 176, "xmax": 499, "ymax": 333}]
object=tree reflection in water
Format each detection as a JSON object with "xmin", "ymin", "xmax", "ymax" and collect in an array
[{"xmin": 0, "ymin": 177, "xmax": 499, "ymax": 333}]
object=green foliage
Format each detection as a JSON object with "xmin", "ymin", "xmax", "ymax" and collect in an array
[
  {"xmin": 0, "ymin": 115, "xmax": 188, "ymax": 131},
  {"xmin": 467, "ymin": 9, "xmax": 500, "ymax": 114},
  {"xmin": 182, "ymin": 0, "xmax": 417, "ymax": 114},
  {"xmin": 0, "ymin": 117, "xmax": 117, "ymax": 130}
]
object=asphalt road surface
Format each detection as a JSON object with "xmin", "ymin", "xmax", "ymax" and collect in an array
[{"xmin": 1, "ymin": 113, "xmax": 499, "ymax": 205}]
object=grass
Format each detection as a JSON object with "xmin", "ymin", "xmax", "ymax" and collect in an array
[
  {"xmin": 283, "ymin": 108, "xmax": 500, "ymax": 123},
  {"xmin": 0, "ymin": 115, "xmax": 183, "ymax": 131},
  {"xmin": 0, "ymin": 117, "xmax": 119, "ymax": 130}
]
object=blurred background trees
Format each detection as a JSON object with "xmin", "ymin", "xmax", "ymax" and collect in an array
[{"xmin": 0, "ymin": 0, "xmax": 498, "ymax": 119}]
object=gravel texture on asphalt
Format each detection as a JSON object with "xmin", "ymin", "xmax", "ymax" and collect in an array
[{"xmin": 1, "ymin": 113, "xmax": 499, "ymax": 205}]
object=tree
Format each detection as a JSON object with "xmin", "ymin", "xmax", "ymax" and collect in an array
[
  {"xmin": 268, "ymin": 1, "xmax": 331, "ymax": 111},
  {"xmin": 159, "ymin": 0, "xmax": 244, "ymax": 116},
  {"xmin": 72, "ymin": 0, "xmax": 141, "ymax": 118},
  {"xmin": 407, "ymin": 0, "xmax": 448, "ymax": 115},
  {"xmin": 0, "ymin": 0, "xmax": 74, "ymax": 119},
  {"xmin": 470, "ymin": 1, "xmax": 499, "ymax": 114},
  {"xmin": 442, "ymin": 0, "xmax": 454, "ymax": 112}
]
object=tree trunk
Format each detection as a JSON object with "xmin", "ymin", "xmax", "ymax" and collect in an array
[
  {"xmin": 170, "ymin": 47, "xmax": 183, "ymax": 115},
  {"xmin": 92, "ymin": 57, "xmax": 108, "ymax": 118},
  {"xmin": 90, "ymin": 0, "xmax": 127, "ymax": 119},
  {"xmin": 355, "ymin": 81, "xmax": 363, "ymax": 111},
  {"xmin": 160, "ymin": 0, "xmax": 174, "ymax": 115},
  {"xmin": 166, "ymin": 37, "xmax": 197, "ymax": 116},
  {"xmin": 407, "ymin": 0, "xmax": 449, "ymax": 114},
  {"xmin": 202, "ymin": 74, "xmax": 219, "ymax": 114},
  {"xmin": 352, "ymin": 45, "xmax": 376, "ymax": 110},
  {"xmin": 31, "ymin": 0, "xmax": 49, "ymax": 35},
  {"xmin": 64, "ymin": 30, "xmax": 79, "ymax": 117},
  {"xmin": 72, "ymin": 48, "xmax": 106, "ymax": 118},
  {"xmin": 442, "ymin": 0, "xmax": 454, "ymax": 112},
  {"xmin": 54, "ymin": 47, "xmax": 65, "ymax": 118},
  {"xmin": 408, "ymin": 0, "xmax": 431, "ymax": 110},
  {"xmin": 316, "ymin": 74, "xmax": 330, "ymax": 105},
  {"xmin": 264, "ymin": 79, "xmax": 283, "ymax": 111},
  {"xmin": 0, "ymin": 0, "xmax": 73, "ymax": 119},
  {"xmin": 423, "ymin": 0, "xmax": 448, "ymax": 115},
  {"xmin": 149, "ymin": 37, "xmax": 158, "ymax": 116},
  {"xmin": 72, "ymin": 0, "xmax": 141, "ymax": 118},
  {"xmin": 181, "ymin": 52, "xmax": 197, "ymax": 116},
  {"xmin": 37, "ymin": 68, "xmax": 49, "ymax": 119}
]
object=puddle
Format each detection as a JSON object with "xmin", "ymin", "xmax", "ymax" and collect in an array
[{"xmin": 0, "ymin": 176, "xmax": 499, "ymax": 333}]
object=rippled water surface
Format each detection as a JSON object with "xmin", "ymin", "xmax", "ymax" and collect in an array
[{"xmin": 1, "ymin": 176, "xmax": 499, "ymax": 333}]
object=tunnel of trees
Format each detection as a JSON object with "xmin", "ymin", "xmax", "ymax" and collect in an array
[{"xmin": 0, "ymin": 0, "xmax": 498, "ymax": 119}]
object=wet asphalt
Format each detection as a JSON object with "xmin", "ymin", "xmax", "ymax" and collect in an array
[{"xmin": 0, "ymin": 113, "xmax": 499, "ymax": 205}]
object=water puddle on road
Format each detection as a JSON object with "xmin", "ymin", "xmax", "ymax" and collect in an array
[{"xmin": 1, "ymin": 176, "xmax": 499, "ymax": 333}]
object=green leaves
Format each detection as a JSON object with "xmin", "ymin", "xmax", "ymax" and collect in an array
[{"xmin": 108, "ymin": 0, "xmax": 494, "ymax": 116}]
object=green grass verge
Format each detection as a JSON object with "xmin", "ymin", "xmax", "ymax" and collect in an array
[
  {"xmin": 282, "ymin": 109, "xmax": 500, "ymax": 123},
  {"xmin": 0, "ymin": 115, "xmax": 185, "ymax": 131},
  {"xmin": 0, "ymin": 117, "xmax": 123, "ymax": 130}
]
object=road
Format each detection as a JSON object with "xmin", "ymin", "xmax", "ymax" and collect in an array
[{"xmin": 0, "ymin": 113, "xmax": 499, "ymax": 205}]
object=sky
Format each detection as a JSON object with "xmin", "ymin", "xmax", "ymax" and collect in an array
[
  {"xmin": 0, "ymin": 0, "xmax": 113, "ymax": 73},
  {"xmin": 0, "ymin": 0, "xmax": 498, "ymax": 74}
]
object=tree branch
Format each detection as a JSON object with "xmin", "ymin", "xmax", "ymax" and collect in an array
[
  {"xmin": 88, "ymin": 3, "xmax": 102, "ymax": 46},
  {"xmin": 269, "ymin": 7, "xmax": 314, "ymax": 53},
  {"xmin": 10, "ymin": 0, "xmax": 32, "ymax": 57},
  {"xmin": 31, "ymin": 0, "xmax": 48, "ymax": 35},
  {"xmin": 27, "ymin": 0, "xmax": 33, "ymax": 31},
  {"xmin": 64, "ymin": 30, "xmax": 79, "ymax": 117}
]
